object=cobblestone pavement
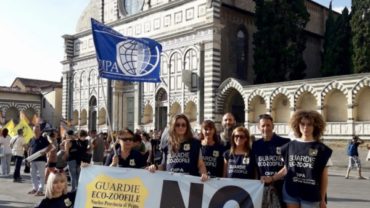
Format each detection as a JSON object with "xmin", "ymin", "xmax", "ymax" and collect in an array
[{"xmin": 0, "ymin": 143, "xmax": 369, "ymax": 208}]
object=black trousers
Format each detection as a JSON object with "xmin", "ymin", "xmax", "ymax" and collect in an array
[{"xmin": 13, "ymin": 156, "xmax": 23, "ymax": 179}]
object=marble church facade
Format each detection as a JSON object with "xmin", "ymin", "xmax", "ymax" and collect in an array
[{"xmin": 61, "ymin": 0, "xmax": 370, "ymax": 139}]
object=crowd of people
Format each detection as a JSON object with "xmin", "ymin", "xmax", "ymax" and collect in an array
[{"xmin": 1, "ymin": 110, "xmax": 370, "ymax": 208}]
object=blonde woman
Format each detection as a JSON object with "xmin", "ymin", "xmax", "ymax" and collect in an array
[
  {"xmin": 148, "ymin": 114, "xmax": 208, "ymax": 181},
  {"xmin": 266, "ymin": 110, "xmax": 332, "ymax": 208},
  {"xmin": 223, "ymin": 126, "xmax": 255, "ymax": 179},
  {"xmin": 35, "ymin": 170, "xmax": 75, "ymax": 208}
]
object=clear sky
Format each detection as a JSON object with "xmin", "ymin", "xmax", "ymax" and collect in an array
[{"xmin": 0, "ymin": 0, "xmax": 351, "ymax": 87}]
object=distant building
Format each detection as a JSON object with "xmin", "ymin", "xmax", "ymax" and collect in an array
[
  {"xmin": 0, "ymin": 78, "xmax": 62, "ymax": 128},
  {"xmin": 61, "ymin": 0, "xmax": 370, "ymax": 139}
]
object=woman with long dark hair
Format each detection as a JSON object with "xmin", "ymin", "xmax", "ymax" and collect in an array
[
  {"xmin": 199, "ymin": 120, "xmax": 225, "ymax": 177},
  {"xmin": 223, "ymin": 126, "xmax": 254, "ymax": 179},
  {"xmin": 148, "ymin": 114, "xmax": 208, "ymax": 181}
]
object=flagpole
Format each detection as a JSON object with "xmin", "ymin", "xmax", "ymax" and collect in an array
[{"xmin": 99, "ymin": 78, "xmax": 118, "ymax": 156}]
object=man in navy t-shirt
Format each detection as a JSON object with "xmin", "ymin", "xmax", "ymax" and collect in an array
[
  {"xmin": 250, "ymin": 114, "xmax": 290, "ymax": 207},
  {"xmin": 28, "ymin": 126, "xmax": 52, "ymax": 196},
  {"xmin": 345, "ymin": 135, "xmax": 366, "ymax": 179}
]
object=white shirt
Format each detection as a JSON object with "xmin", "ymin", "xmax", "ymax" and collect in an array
[
  {"xmin": 10, "ymin": 135, "xmax": 26, "ymax": 156},
  {"xmin": 0, "ymin": 135, "xmax": 12, "ymax": 155}
]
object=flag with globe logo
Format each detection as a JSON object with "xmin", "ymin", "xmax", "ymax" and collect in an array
[{"xmin": 91, "ymin": 18, "xmax": 162, "ymax": 82}]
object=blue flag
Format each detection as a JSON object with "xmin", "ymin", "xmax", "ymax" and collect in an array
[{"xmin": 91, "ymin": 18, "xmax": 162, "ymax": 82}]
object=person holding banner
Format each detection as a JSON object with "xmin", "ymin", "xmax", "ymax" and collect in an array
[
  {"xmin": 223, "ymin": 126, "xmax": 255, "ymax": 179},
  {"xmin": 251, "ymin": 114, "xmax": 290, "ymax": 207},
  {"xmin": 268, "ymin": 110, "xmax": 332, "ymax": 208},
  {"xmin": 105, "ymin": 129, "xmax": 146, "ymax": 168},
  {"xmin": 28, "ymin": 125, "xmax": 53, "ymax": 196},
  {"xmin": 35, "ymin": 170, "xmax": 76, "ymax": 208},
  {"xmin": 147, "ymin": 114, "xmax": 208, "ymax": 181},
  {"xmin": 200, "ymin": 120, "xmax": 225, "ymax": 177}
]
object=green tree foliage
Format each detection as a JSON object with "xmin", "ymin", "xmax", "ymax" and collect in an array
[
  {"xmin": 322, "ymin": 6, "xmax": 352, "ymax": 76},
  {"xmin": 253, "ymin": 0, "xmax": 309, "ymax": 84},
  {"xmin": 351, "ymin": 0, "xmax": 370, "ymax": 73}
]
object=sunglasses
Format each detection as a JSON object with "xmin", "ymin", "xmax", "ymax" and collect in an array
[
  {"xmin": 119, "ymin": 137, "xmax": 134, "ymax": 142},
  {"xmin": 175, "ymin": 123, "xmax": 187, "ymax": 128},
  {"xmin": 234, "ymin": 135, "xmax": 247, "ymax": 139}
]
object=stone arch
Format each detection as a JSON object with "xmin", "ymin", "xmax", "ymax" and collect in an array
[
  {"xmin": 353, "ymin": 82, "xmax": 370, "ymax": 121},
  {"xmin": 4, "ymin": 107, "xmax": 19, "ymax": 123},
  {"xmin": 235, "ymin": 24, "xmax": 248, "ymax": 80},
  {"xmin": 184, "ymin": 101, "xmax": 197, "ymax": 122},
  {"xmin": 248, "ymin": 95, "xmax": 267, "ymax": 123},
  {"xmin": 295, "ymin": 92, "xmax": 317, "ymax": 111},
  {"xmin": 169, "ymin": 50, "xmax": 183, "ymax": 74},
  {"xmin": 155, "ymin": 87, "xmax": 168, "ymax": 130},
  {"xmin": 323, "ymin": 89, "xmax": 348, "ymax": 122},
  {"xmin": 352, "ymin": 77, "xmax": 370, "ymax": 101},
  {"xmin": 89, "ymin": 68, "xmax": 98, "ymax": 86},
  {"xmin": 80, "ymin": 109, "xmax": 87, "ymax": 125},
  {"xmin": 80, "ymin": 71, "xmax": 87, "ymax": 87},
  {"xmin": 72, "ymin": 110, "xmax": 79, "ymax": 126},
  {"xmin": 24, "ymin": 108, "xmax": 37, "ymax": 122},
  {"xmin": 169, "ymin": 102, "xmax": 181, "ymax": 118},
  {"xmin": 270, "ymin": 87, "xmax": 291, "ymax": 109},
  {"xmin": 183, "ymin": 47, "xmax": 199, "ymax": 72},
  {"xmin": 271, "ymin": 93, "xmax": 291, "ymax": 123},
  {"xmin": 161, "ymin": 54, "xmax": 169, "ymax": 75},
  {"xmin": 98, "ymin": 108, "xmax": 107, "ymax": 125},
  {"xmin": 294, "ymin": 84, "xmax": 318, "ymax": 110},
  {"xmin": 247, "ymin": 89, "xmax": 268, "ymax": 107},
  {"xmin": 216, "ymin": 78, "xmax": 247, "ymax": 114},
  {"xmin": 73, "ymin": 72, "xmax": 80, "ymax": 89},
  {"xmin": 142, "ymin": 104, "xmax": 154, "ymax": 124},
  {"xmin": 321, "ymin": 81, "xmax": 349, "ymax": 105}
]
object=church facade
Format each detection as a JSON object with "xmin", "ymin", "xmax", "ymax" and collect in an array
[{"xmin": 61, "ymin": 0, "xmax": 370, "ymax": 139}]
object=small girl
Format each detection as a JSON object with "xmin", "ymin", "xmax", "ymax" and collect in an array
[{"xmin": 35, "ymin": 171, "xmax": 76, "ymax": 208}]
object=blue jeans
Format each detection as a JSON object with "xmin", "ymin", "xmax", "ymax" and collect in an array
[
  {"xmin": 13, "ymin": 156, "xmax": 23, "ymax": 179},
  {"xmin": 31, "ymin": 161, "xmax": 46, "ymax": 192},
  {"xmin": 1, "ymin": 154, "xmax": 12, "ymax": 175},
  {"xmin": 68, "ymin": 160, "xmax": 80, "ymax": 191}
]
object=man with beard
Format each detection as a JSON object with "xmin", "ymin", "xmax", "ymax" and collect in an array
[{"xmin": 219, "ymin": 113, "xmax": 236, "ymax": 149}]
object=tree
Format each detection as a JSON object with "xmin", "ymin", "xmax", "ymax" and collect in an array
[
  {"xmin": 351, "ymin": 0, "xmax": 370, "ymax": 73},
  {"xmin": 253, "ymin": 0, "xmax": 309, "ymax": 84},
  {"xmin": 322, "ymin": 5, "xmax": 352, "ymax": 76}
]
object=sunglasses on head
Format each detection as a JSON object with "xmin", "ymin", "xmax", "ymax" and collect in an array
[{"xmin": 175, "ymin": 123, "xmax": 187, "ymax": 128}]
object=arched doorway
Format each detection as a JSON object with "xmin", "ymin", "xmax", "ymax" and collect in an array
[
  {"xmin": 155, "ymin": 88, "xmax": 168, "ymax": 130},
  {"xmin": 224, "ymin": 89, "xmax": 245, "ymax": 125},
  {"xmin": 5, "ymin": 107, "xmax": 19, "ymax": 123},
  {"xmin": 89, "ymin": 96, "xmax": 97, "ymax": 131}
]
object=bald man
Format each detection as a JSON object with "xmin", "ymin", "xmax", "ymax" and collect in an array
[{"xmin": 219, "ymin": 113, "xmax": 236, "ymax": 149}]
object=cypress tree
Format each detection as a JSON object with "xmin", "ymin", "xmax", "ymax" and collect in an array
[
  {"xmin": 322, "ymin": 6, "xmax": 352, "ymax": 76},
  {"xmin": 351, "ymin": 0, "xmax": 370, "ymax": 73},
  {"xmin": 253, "ymin": 0, "xmax": 309, "ymax": 84}
]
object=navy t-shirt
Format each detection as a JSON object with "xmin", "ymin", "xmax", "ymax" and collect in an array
[
  {"xmin": 281, "ymin": 140, "xmax": 332, "ymax": 202},
  {"xmin": 35, "ymin": 191, "xmax": 76, "ymax": 208},
  {"xmin": 67, "ymin": 140, "xmax": 79, "ymax": 162},
  {"xmin": 251, "ymin": 134, "xmax": 290, "ymax": 177},
  {"xmin": 105, "ymin": 148, "xmax": 146, "ymax": 168},
  {"xmin": 201, "ymin": 144, "xmax": 225, "ymax": 177},
  {"xmin": 223, "ymin": 150, "xmax": 254, "ymax": 179},
  {"xmin": 29, "ymin": 136, "xmax": 50, "ymax": 162},
  {"xmin": 347, "ymin": 141, "xmax": 359, "ymax": 156},
  {"xmin": 162, "ymin": 139, "xmax": 201, "ymax": 176}
]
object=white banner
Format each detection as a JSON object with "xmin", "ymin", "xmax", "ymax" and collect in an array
[{"xmin": 75, "ymin": 165, "xmax": 264, "ymax": 208}]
